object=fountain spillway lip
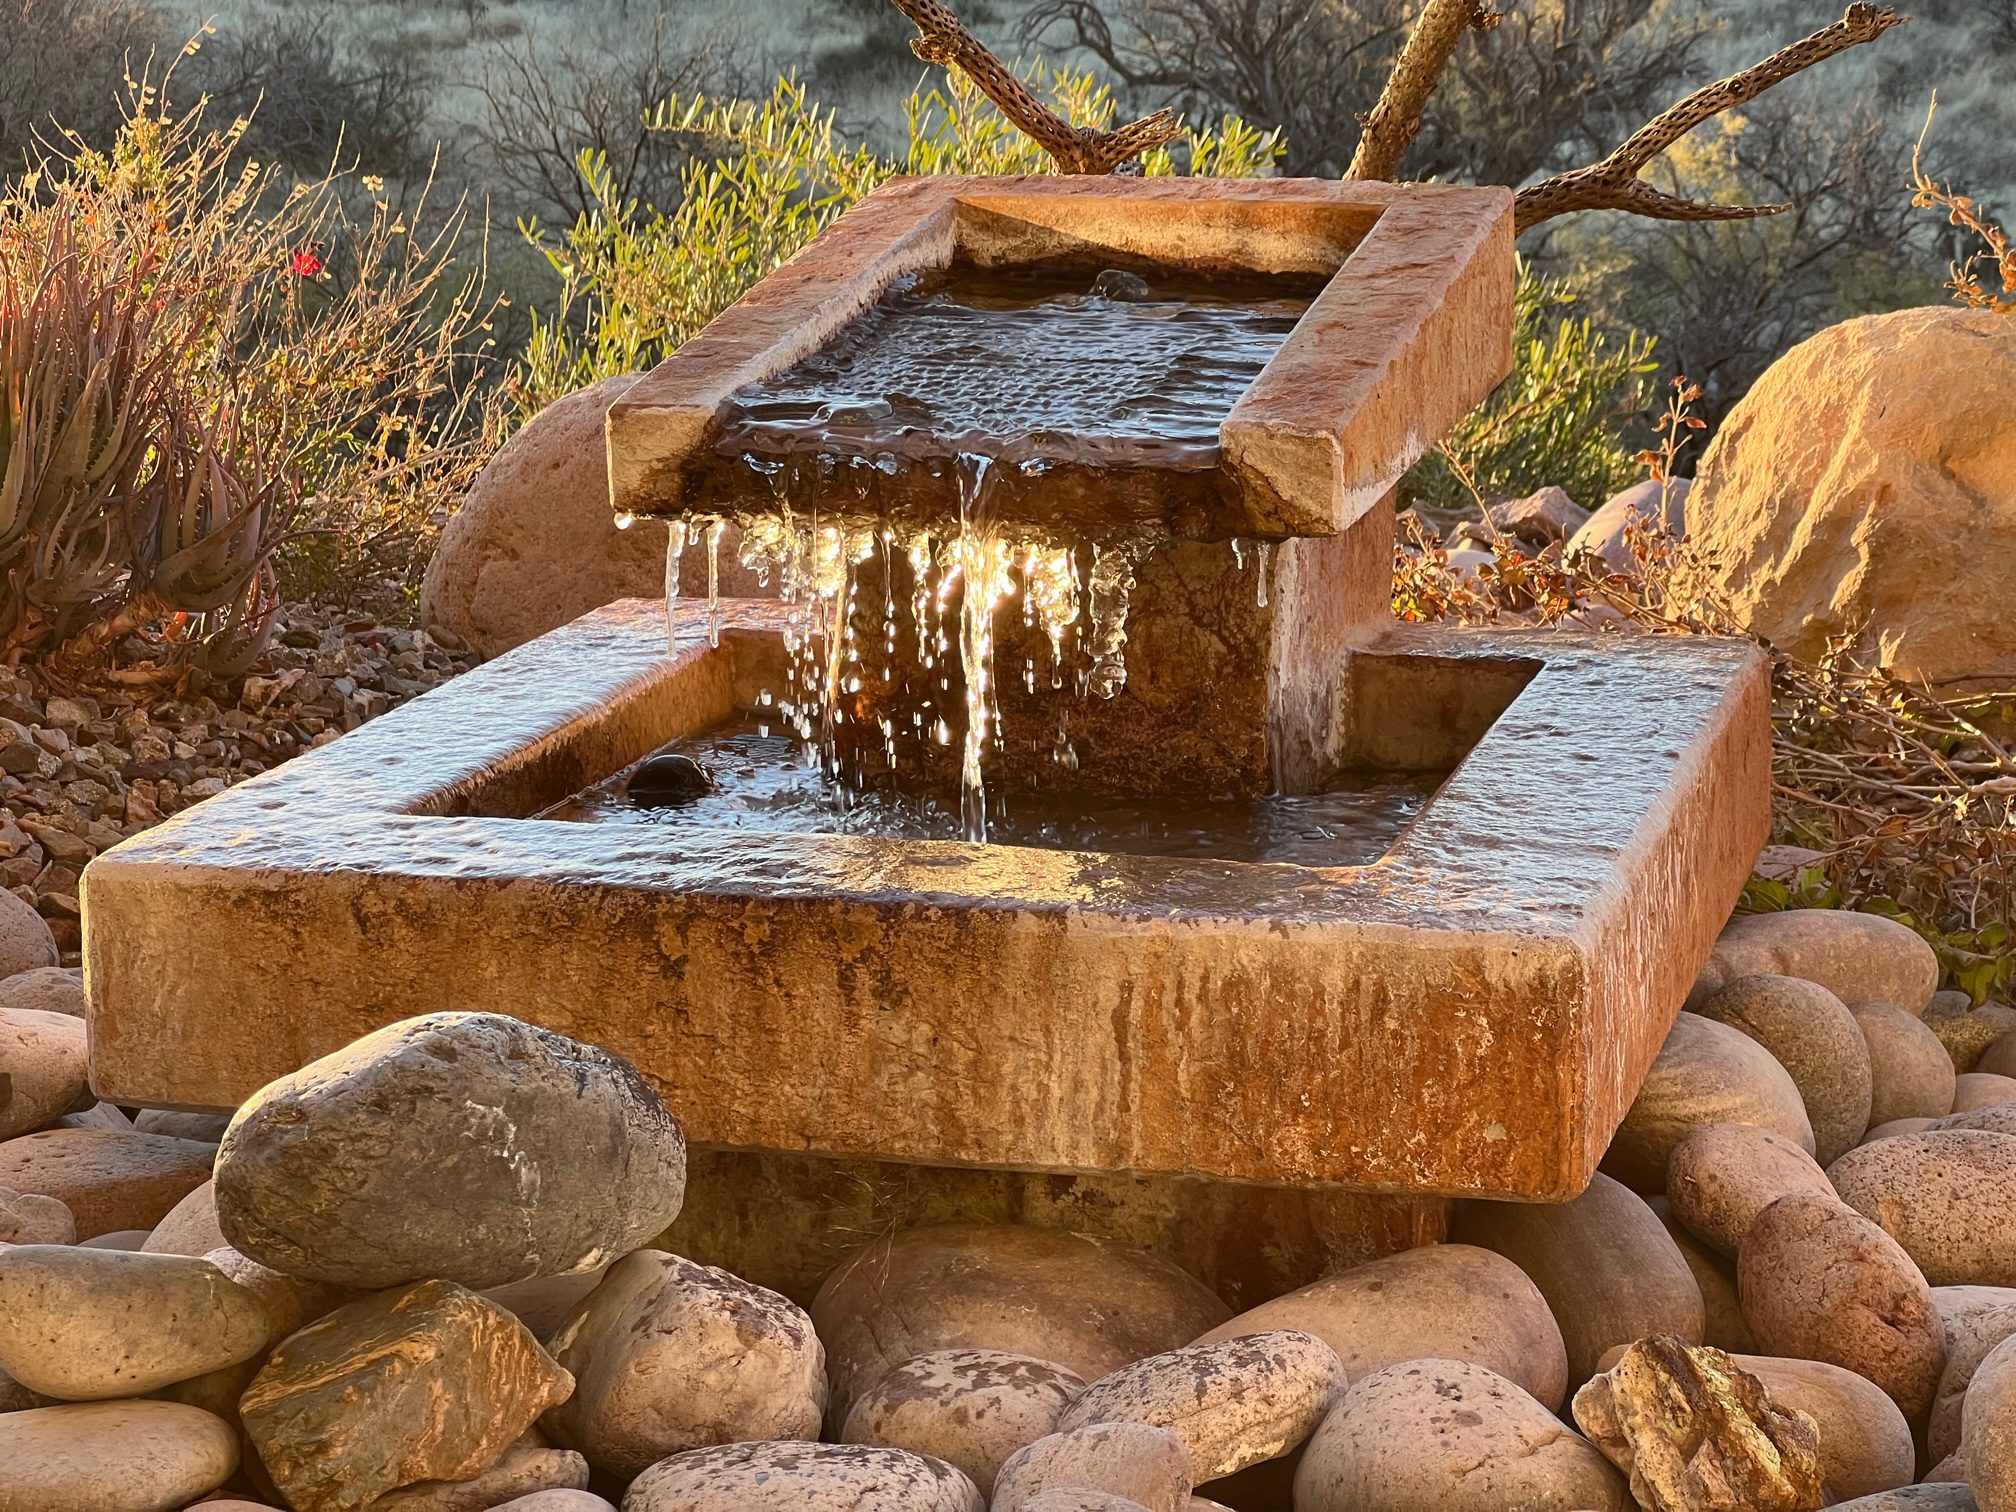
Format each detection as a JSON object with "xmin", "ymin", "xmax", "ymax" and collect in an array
[
  {"xmin": 81, "ymin": 599, "xmax": 1770, "ymax": 1201},
  {"xmin": 606, "ymin": 174, "xmax": 1515, "ymax": 541}
]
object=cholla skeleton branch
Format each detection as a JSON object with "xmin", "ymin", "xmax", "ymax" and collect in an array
[
  {"xmin": 885, "ymin": 0, "xmax": 1180, "ymax": 173},
  {"xmin": 1510, "ymin": 3, "xmax": 1908, "ymax": 234}
]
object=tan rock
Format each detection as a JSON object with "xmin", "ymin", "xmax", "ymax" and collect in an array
[
  {"xmin": 1695, "ymin": 975, "xmax": 1873, "ymax": 1162},
  {"xmin": 0, "ymin": 1401, "xmax": 238, "ymax": 1511},
  {"xmin": 625, "ymin": 1442, "xmax": 984, "ymax": 1512},
  {"xmin": 1666, "ymin": 1123, "xmax": 1835, "ymax": 1257},
  {"xmin": 542, "ymin": 1250, "xmax": 825, "ymax": 1477},
  {"xmin": 1690, "ymin": 912, "xmax": 1940, "ymax": 1018},
  {"xmin": 1054, "ymin": 1331, "xmax": 1344, "ymax": 1480},
  {"xmin": 1981, "ymin": 1036, "xmax": 2016, "ymax": 1080},
  {"xmin": 1647, "ymin": 1195, "xmax": 1759, "ymax": 1354},
  {"xmin": 1928, "ymin": 1448, "xmax": 1969, "ymax": 1482},
  {"xmin": 1933, "ymin": 1106, "xmax": 2016, "ymax": 1137},
  {"xmin": 1295, "ymin": 1357, "xmax": 1631, "ymax": 1511},
  {"xmin": 132, "ymin": 1110, "xmax": 231, "ymax": 1142},
  {"xmin": 1737, "ymin": 1194, "xmax": 1944, "ymax": 1421},
  {"xmin": 1928, "ymin": 1298, "xmax": 2016, "ymax": 1463},
  {"xmin": 995, "ymin": 1423, "xmax": 1193, "ymax": 1512},
  {"xmin": 418, "ymin": 374, "xmax": 666, "ymax": 659},
  {"xmin": 1866, "ymin": 1118, "xmax": 1941, "ymax": 1143},
  {"xmin": 1601, "ymin": 1012, "xmax": 1814, "ymax": 1193},
  {"xmin": 1452, "ymin": 1172, "xmax": 1705, "ymax": 1388},
  {"xmin": 0, "ymin": 1183, "xmax": 72, "ymax": 1244},
  {"xmin": 1189, "ymin": 1240, "xmax": 1569, "ymax": 1409},
  {"xmin": 1925, "ymin": 994, "xmax": 2016, "ymax": 1073},
  {"xmin": 491, "ymin": 1495, "xmax": 617, "ymax": 1512},
  {"xmin": 1685, "ymin": 305, "xmax": 2016, "ymax": 684},
  {"xmin": 1733, "ymin": 1353, "xmax": 1914, "ymax": 1503},
  {"xmin": 1856, "ymin": 1002, "xmax": 1960, "ymax": 1126},
  {"xmin": 483, "ymin": 1266, "xmax": 608, "ymax": 1344},
  {"xmin": 0, "ymin": 1128, "xmax": 216, "ymax": 1238},
  {"xmin": 0, "ymin": 1006, "xmax": 88, "ymax": 1141},
  {"xmin": 55, "ymin": 1102, "xmax": 133, "ymax": 1132},
  {"xmin": 0, "ymin": 1245, "xmax": 268, "ymax": 1400},
  {"xmin": 810, "ymin": 1225, "xmax": 1229, "ymax": 1426},
  {"xmin": 841, "ymin": 1348, "xmax": 1085, "ymax": 1490},
  {"xmin": 1953, "ymin": 1074, "xmax": 2016, "ymax": 1113},
  {"xmin": 0, "ymin": 965, "xmax": 83, "ymax": 1018},
  {"xmin": 1829, "ymin": 1131, "xmax": 2016, "ymax": 1286},
  {"xmin": 240, "ymin": 1279, "xmax": 573, "ymax": 1512},
  {"xmin": 1828, "ymin": 1488, "xmax": 1979, "ymax": 1510},
  {"xmin": 1018, "ymin": 1494, "xmax": 1151, "ymax": 1512},
  {"xmin": 79, "ymin": 1228, "xmax": 149, "ymax": 1250},
  {"xmin": 1571, "ymin": 1337, "xmax": 1825, "ymax": 1512},
  {"xmin": 1963, "ymin": 1333, "xmax": 2016, "ymax": 1512},
  {"xmin": 0, "ymin": 889, "xmax": 59, "ymax": 981},
  {"xmin": 364, "ymin": 1437, "xmax": 592, "ymax": 1511},
  {"xmin": 142, "ymin": 1179, "xmax": 227, "ymax": 1257}
]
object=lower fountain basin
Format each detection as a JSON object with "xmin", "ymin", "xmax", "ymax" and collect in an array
[{"xmin": 82, "ymin": 597, "xmax": 1767, "ymax": 1201}]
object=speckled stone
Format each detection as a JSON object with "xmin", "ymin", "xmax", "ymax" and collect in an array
[
  {"xmin": 1854, "ymin": 1002, "xmax": 1958, "ymax": 1126},
  {"xmin": 842, "ymin": 1348, "xmax": 1085, "ymax": 1490},
  {"xmin": 624, "ymin": 1441, "xmax": 984, "ymax": 1512},
  {"xmin": 0, "ymin": 1401, "xmax": 238, "ymax": 1512},
  {"xmin": 1828, "ymin": 1131, "xmax": 2016, "ymax": 1286},
  {"xmin": 994, "ymin": 1422, "xmax": 1193, "ymax": 1512},
  {"xmin": 1666, "ymin": 1122, "xmax": 1835, "ymax": 1257},
  {"xmin": 1695, "ymin": 974, "xmax": 1873, "ymax": 1163}
]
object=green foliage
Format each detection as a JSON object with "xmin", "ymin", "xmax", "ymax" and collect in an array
[
  {"xmin": 1742, "ymin": 871, "xmax": 2014, "ymax": 1006},
  {"xmin": 1403, "ymin": 263, "xmax": 1657, "ymax": 513},
  {"xmin": 515, "ymin": 69, "xmax": 1282, "ymax": 411}
]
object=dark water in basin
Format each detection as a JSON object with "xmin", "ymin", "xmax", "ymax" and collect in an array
[
  {"xmin": 717, "ymin": 263, "xmax": 1317, "ymax": 465},
  {"xmin": 535, "ymin": 718, "xmax": 1442, "ymax": 867}
]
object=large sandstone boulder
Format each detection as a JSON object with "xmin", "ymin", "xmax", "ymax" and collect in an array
[
  {"xmin": 1686, "ymin": 305, "xmax": 2016, "ymax": 684},
  {"xmin": 0, "ymin": 1401, "xmax": 238, "ymax": 1511},
  {"xmin": 214, "ymin": 1012, "xmax": 686, "ymax": 1288}
]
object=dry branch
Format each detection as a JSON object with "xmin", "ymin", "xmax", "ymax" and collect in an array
[
  {"xmin": 1347, "ymin": 0, "xmax": 1497, "ymax": 182},
  {"xmin": 887, "ymin": 0, "xmax": 1180, "ymax": 172},
  {"xmin": 1511, "ymin": 3, "xmax": 1907, "ymax": 234}
]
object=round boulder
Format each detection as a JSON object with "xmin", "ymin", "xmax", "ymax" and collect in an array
[
  {"xmin": 1953, "ymin": 1074, "xmax": 2016, "ymax": 1113},
  {"xmin": 1694, "ymin": 974, "xmax": 1873, "ymax": 1162},
  {"xmin": 214, "ymin": 1012, "xmax": 687, "ymax": 1288},
  {"xmin": 1733, "ymin": 1353, "xmax": 1915, "ymax": 1502},
  {"xmin": 1690, "ymin": 911, "xmax": 1940, "ymax": 1018},
  {"xmin": 626, "ymin": 1442, "xmax": 983, "ymax": 1512},
  {"xmin": 1601, "ymin": 1013, "xmax": 1814, "ymax": 1193},
  {"xmin": 1927, "ymin": 1297, "xmax": 2016, "ymax": 1463},
  {"xmin": 541, "ymin": 1250, "xmax": 826, "ymax": 1477},
  {"xmin": 1294, "ymin": 1358, "xmax": 1631, "ymax": 1511},
  {"xmin": 1963, "ymin": 1333, "xmax": 2016, "ymax": 1512},
  {"xmin": 0, "ymin": 1401, "xmax": 238, "ymax": 1510},
  {"xmin": 809, "ymin": 1224, "xmax": 1229, "ymax": 1427},
  {"xmin": 0, "ymin": 1007, "xmax": 88, "ymax": 1142},
  {"xmin": 1980, "ymin": 1035, "xmax": 2016, "ymax": 1080},
  {"xmin": 1737, "ymin": 1194, "xmax": 1944, "ymax": 1420},
  {"xmin": 994, "ymin": 1422, "xmax": 1193, "ymax": 1512},
  {"xmin": 1645, "ymin": 1195, "xmax": 1758, "ymax": 1353},
  {"xmin": 141, "ymin": 1179, "xmax": 227, "ymax": 1257},
  {"xmin": 1827, "ymin": 1489, "xmax": 1981, "ymax": 1510},
  {"xmin": 1190, "ymin": 1241, "xmax": 1567, "ymax": 1410},
  {"xmin": 0, "ymin": 1128, "xmax": 216, "ymax": 1239},
  {"xmin": 1855, "ymin": 1002, "xmax": 1959, "ymax": 1126},
  {"xmin": 1865, "ymin": 1117, "xmax": 1940, "ymax": 1143},
  {"xmin": 1924, "ymin": 993, "xmax": 2016, "ymax": 1073},
  {"xmin": 841, "ymin": 1349, "xmax": 1085, "ymax": 1491},
  {"xmin": 0, "ymin": 890, "xmax": 59, "ymax": 981},
  {"xmin": 1683, "ymin": 304, "xmax": 2016, "ymax": 685},
  {"xmin": 0, "ymin": 965, "xmax": 84, "ymax": 1018},
  {"xmin": 1565, "ymin": 477, "xmax": 1689, "ymax": 573},
  {"xmin": 1053, "ymin": 1331, "xmax": 1345, "ymax": 1480},
  {"xmin": 1828, "ymin": 1130, "xmax": 2016, "ymax": 1287},
  {"xmin": 0, "ymin": 1184, "xmax": 72, "ymax": 1245},
  {"xmin": 1666, "ymin": 1122, "xmax": 1834, "ymax": 1257}
]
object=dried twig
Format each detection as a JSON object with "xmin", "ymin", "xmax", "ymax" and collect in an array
[
  {"xmin": 886, "ymin": 0, "xmax": 1179, "ymax": 173},
  {"xmin": 1910, "ymin": 95, "xmax": 2016, "ymax": 314},
  {"xmin": 1347, "ymin": 0, "xmax": 1498, "ymax": 182},
  {"xmin": 1511, "ymin": 3, "xmax": 1907, "ymax": 234}
]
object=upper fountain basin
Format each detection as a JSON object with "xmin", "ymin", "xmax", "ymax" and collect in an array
[{"xmin": 608, "ymin": 174, "xmax": 1515, "ymax": 541}]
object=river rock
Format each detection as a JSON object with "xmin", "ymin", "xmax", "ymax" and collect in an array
[
  {"xmin": 1734, "ymin": 1353, "xmax": 1915, "ymax": 1502},
  {"xmin": 1933, "ymin": 1106, "xmax": 2016, "ymax": 1137},
  {"xmin": 0, "ymin": 965, "xmax": 83, "ymax": 1018},
  {"xmin": 1647, "ymin": 1195, "xmax": 1759, "ymax": 1353},
  {"xmin": 1695, "ymin": 974, "xmax": 1874, "ymax": 1162},
  {"xmin": 1925, "ymin": 995, "xmax": 2016, "ymax": 1073},
  {"xmin": 1866, "ymin": 1118, "xmax": 1941, "ymax": 1143},
  {"xmin": 365, "ymin": 1436, "xmax": 592, "ymax": 1510},
  {"xmin": 0, "ymin": 1183, "xmax": 72, "ymax": 1244},
  {"xmin": 0, "ymin": 1128, "xmax": 216, "ymax": 1237},
  {"xmin": 995, "ymin": 1423, "xmax": 1193, "ymax": 1512},
  {"xmin": 841, "ymin": 1348, "xmax": 1085, "ymax": 1490},
  {"xmin": 1928, "ymin": 1298, "xmax": 2016, "ymax": 1462},
  {"xmin": 1572, "ymin": 1337, "xmax": 1825, "ymax": 1512},
  {"xmin": 1737, "ymin": 1194, "xmax": 1944, "ymax": 1420},
  {"xmin": 132, "ymin": 1110, "xmax": 231, "ymax": 1142},
  {"xmin": 1295, "ymin": 1357, "xmax": 1630, "ymax": 1511},
  {"xmin": 141, "ymin": 1179, "xmax": 227, "ymax": 1257},
  {"xmin": 625, "ymin": 1441, "xmax": 984, "ymax": 1512},
  {"xmin": 1601, "ymin": 1012, "xmax": 1815, "ymax": 1193},
  {"xmin": 1857, "ymin": 999, "xmax": 1961, "ymax": 1125},
  {"xmin": 0, "ymin": 1245, "xmax": 268, "ymax": 1400},
  {"xmin": 241, "ymin": 1278, "xmax": 573, "ymax": 1512},
  {"xmin": 79, "ymin": 1228, "xmax": 148, "ymax": 1250},
  {"xmin": 1452, "ymin": 1172, "xmax": 1704, "ymax": 1387},
  {"xmin": 1666, "ymin": 1122, "xmax": 1835, "ymax": 1257},
  {"xmin": 214, "ymin": 1012, "xmax": 687, "ymax": 1288},
  {"xmin": 1566, "ymin": 477, "xmax": 1690, "ymax": 571},
  {"xmin": 1054, "ymin": 1331, "xmax": 1344, "ymax": 1480},
  {"xmin": 542, "ymin": 1250, "xmax": 825, "ymax": 1477},
  {"xmin": 0, "ymin": 888, "xmax": 58, "ymax": 980},
  {"xmin": 1189, "ymin": 1240, "xmax": 1569, "ymax": 1408},
  {"xmin": 491, "ymin": 1495, "xmax": 617, "ymax": 1512},
  {"xmin": 1963, "ymin": 1333, "xmax": 2016, "ymax": 1512},
  {"xmin": 1980, "ymin": 1036, "xmax": 2016, "ymax": 1080},
  {"xmin": 1828, "ymin": 1131, "xmax": 2016, "ymax": 1286},
  {"xmin": 1953, "ymin": 1074, "xmax": 2016, "ymax": 1113},
  {"xmin": 1830, "ymin": 1490, "xmax": 1979, "ymax": 1510},
  {"xmin": 810, "ymin": 1224, "xmax": 1229, "ymax": 1426},
  {"xmin": 484, "ymin": 1266, "xmax": 610, "ymax": 1344},
  {"xmin": 1690, "ymin": 912, "xmax": 1940, "ymax": 1017},
  {"xmin": 56, "ymin": 1102, "xmax": 132, "ymax": 1132},
  {"xmin": 0, "ymin": 1401, "xmax": 236, "ymax": 1511},
  {"xmin": 0, "ymin": 1006, "xmax": 88, "ymax": 1141}
]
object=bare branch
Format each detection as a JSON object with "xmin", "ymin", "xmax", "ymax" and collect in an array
[
  {"xmin": 1347, "ymin": 0, "xmax": 1497, "ymax": 182},
  {"xmin": 888, "ymin": 0, "xmax": 1180, "ymax": 173},
  {"xmin": 1513, "ymin": 3, "xmax": 1907, "ymax": 235}
]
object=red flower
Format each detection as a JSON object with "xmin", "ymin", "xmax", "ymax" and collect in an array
[{"xmin": 290, "ymin": 249, "xmax": 323, "ymax": 278}]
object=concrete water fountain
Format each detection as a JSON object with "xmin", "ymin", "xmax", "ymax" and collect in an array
[{"xmin": 83, "ymin": 174, "xmax": 1769, "ymax": 1300}]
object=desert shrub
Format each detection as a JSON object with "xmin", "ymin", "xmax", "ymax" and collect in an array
[
  {"xmin": 1401, "ymin": 263, "xmax": 1657, "ymax": 514},
  {"xmin": 0, "ymin": 76, "xmax": 499, "ymax": 672},
  {"xmin": 514, "ymin": 67, "xmax": 1282, "ymax": 411}
]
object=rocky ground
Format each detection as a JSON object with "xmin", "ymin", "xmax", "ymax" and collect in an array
[
  {"xmin": 0, "ymin": 604, "xmax": 478, "ymax": 963},
  {"xmin": 3, "ymin": 906, "xmax": 2016, "ymax": 1509}
]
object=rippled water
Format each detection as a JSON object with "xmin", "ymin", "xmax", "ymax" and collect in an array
[{"xmin": 536, "ymin": 719, "xmax": 1442, "ymax": 867}]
